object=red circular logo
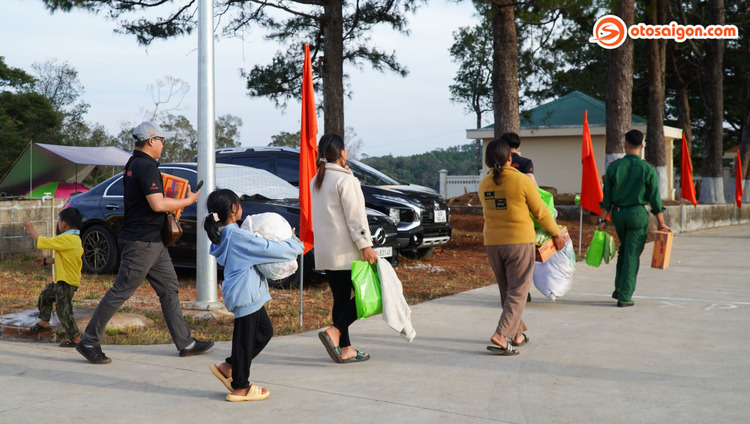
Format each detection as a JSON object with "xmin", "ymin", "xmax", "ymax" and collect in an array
[{"xmin": 589, "ymin": 15, "xmax": 627, "ymax": 49}]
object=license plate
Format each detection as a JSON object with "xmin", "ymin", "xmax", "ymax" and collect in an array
[
  {"xmin": 434, "ymin": 210, "xmax": 447, "ymax": 223},
  {"xmin": 374, "ymin": 246, "xmax": 393, "ymax": 258}
]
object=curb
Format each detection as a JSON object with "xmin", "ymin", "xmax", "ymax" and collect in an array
[{"xmin": 0, "ymin": 323, "xmax": 57, "ymax": 342}]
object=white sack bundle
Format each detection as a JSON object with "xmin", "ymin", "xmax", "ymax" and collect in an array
[
  {"xmin": 533, "ymin": 240, "xmax": 575, "ymax": 301},
  {"xmin": 241, "ymin": 212, "xmax": 298, "ymax": 280}
]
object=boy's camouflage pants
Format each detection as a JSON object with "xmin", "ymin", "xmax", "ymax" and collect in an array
[{"xmin": 38, "ymin": 281, "xmax": 80, "ymax": 339}]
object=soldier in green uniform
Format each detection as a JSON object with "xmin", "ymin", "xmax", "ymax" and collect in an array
[{"xmin": 598, "ymin": 129, "xmax": 672, "ymax": 307}]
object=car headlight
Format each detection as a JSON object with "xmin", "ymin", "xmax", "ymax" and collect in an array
[
  {"xmin": 388, "ymin": 208, "xmax": 400, "ymax": 225},
  {"xmin": 373, "ymin": 194, "xmax": 421, "ymax": 224}
]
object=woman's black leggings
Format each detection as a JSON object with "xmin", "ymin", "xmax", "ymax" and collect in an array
[{"xmin": 326, "ymin": 270, "xmax": 358, "ymax": 348}]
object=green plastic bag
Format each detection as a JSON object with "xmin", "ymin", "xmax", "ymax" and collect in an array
[
  {"xmin": 535, "ymin": 227, "xmax": 553, "ymax": 246},
  {"xmin": 586, "ymin": 229, "xmax": 606, "ymax": 267},
  {"xmin": 535, "ymin": 225, "xmax": 564, "ymax": 246},
  {"xmin": 532, "ymin": 188, "xmax": 556, "ymax": 229},
  {"xmin": 351, "ymin": 261, "xmax": 382, "ymax": 319},
  {"xmin": 602, "ymin": 232, "xmax": 616, "ymax": 264}
]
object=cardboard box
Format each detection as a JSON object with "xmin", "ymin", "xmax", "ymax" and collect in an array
[
  {"xmin": 651, "ymin": 230, "xmax": 673, "ymax": 269},
  {"xmin": 161, "ymin": 173, "xmax": 189, "ymax": 220},
  {"xmin": 535, "ymin": 226, "xmax": 570, "ymax": 263}
]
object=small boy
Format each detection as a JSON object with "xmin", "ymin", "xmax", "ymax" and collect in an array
[{"xmin": 23, "ymin": 207, "xmax": 84, "ymax": 347}]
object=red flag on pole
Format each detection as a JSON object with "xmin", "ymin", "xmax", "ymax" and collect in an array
[
  {"xmin": 299, "ymin": 44, "xmax": 318, "ymax": 254},
  {"xmin": 680, "ymin": 133, "xmax": 697, "ymax": 207},
  {"xmin": 736, "ymin": 150, "xmax": 743, "ymax": 208},
  {"xmin": 580, "ymin": 110, "xmax": 603, "ymax": 215}
]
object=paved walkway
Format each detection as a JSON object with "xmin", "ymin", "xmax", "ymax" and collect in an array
[{"xmin": 2, "ymin": 225, "xmax": 749, "ymax": 424}]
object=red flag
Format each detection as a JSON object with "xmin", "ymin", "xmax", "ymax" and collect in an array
[
  {"xmin": 736, "ymin": 150, "xmax": 743, "ymax": 208},
  {"xmin": 680, "ymin": 133, "xmax": 697, "ymax": 207},
  {"xmin": 299, "ymin": 44, "xmax": 318, "ymax": 254},
  {"xmin": 580, "ymin": 110, "xmax": 603, "ymax": 215}
]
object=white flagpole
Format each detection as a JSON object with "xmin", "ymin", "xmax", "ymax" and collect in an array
[
  {"xmin": 578, "ymin": 205, "xmax": 583, "ymax": 257},
  {"xmin": 299, "ymin": 254, "xmax": 304, "ymax": 327}
]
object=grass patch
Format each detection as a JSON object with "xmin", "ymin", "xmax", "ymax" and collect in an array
[{"xmin": 1, "ymin": 214, "xmax": 591, "ymax": 344}]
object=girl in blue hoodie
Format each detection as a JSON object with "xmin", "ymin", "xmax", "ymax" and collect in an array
[{"xmin": 204, "ymin": 189, "xmax": 304, "ymax": 402}]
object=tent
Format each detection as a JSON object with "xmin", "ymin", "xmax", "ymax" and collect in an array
[
  {"xmin": 25, "ymin": 182, "xmax": 89, "ymax": 199},
  {"xmin": 0, "ymin": 142, "xmax": 132, "ymax": 197}
]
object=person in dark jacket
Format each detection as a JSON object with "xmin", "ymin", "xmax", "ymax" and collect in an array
[
  {"xmin": 501, "ymin": 132, "xmax": 538, "ymax": 187},
  {"xmin": 77, "ymin": 121, "xmax": 213, "ymax": 364}
]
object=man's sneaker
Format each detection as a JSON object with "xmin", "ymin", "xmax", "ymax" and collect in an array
[
  {"xmin": 179, "ymin": 339, "xmax": 214, "ymax": 357},
  {"xmin": 76, "ymin": 343, "xmax": 112, "ymax": 364}
]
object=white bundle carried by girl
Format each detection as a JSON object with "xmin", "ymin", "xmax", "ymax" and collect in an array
[{"xmin": 241, "ymin": 212, "xmax": 298, "ymax": 280}]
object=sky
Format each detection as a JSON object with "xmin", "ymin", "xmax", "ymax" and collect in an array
[{"xmin": 1, "ymin": 0, "xmax": 485, "ymax": 158}]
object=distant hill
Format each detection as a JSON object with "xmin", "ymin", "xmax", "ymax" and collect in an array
[{"xmin": 360, "ymin": 143, "xmax": 481, "ymax": 190}]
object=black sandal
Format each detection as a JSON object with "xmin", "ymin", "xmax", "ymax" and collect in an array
[
  {"xmin": 486, "ymin": 338, "xmax": 519, "ymax": 356},
  {"xmin": 25, "ymin": 324, "xmax": 52, "ymax": 333},
  {"xmin": 511, "ymin": 333, "xmax": 529, "ymax": 347},
  {"xmin": 59, "ymin": 339, "xmax": 78, "ymax": 348}
]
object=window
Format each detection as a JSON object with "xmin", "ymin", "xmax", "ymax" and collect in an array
[
  {"xmin": 216, "ymin": 166, "xmax": 298, "ymax": 200},
  {"xmin": 230, "ymin": 156, "xmax": 272, "ymax": 173},
  {"xmin": 104, "ymin": 176, "xmax": 124, "ymax": 197},
  {"xmin": 277, "ymin": 157, "xmax": 300, "ymax": 186},
  {"xmin": 159, "ymin": 167, "xmax": 197, "ymax": 187},
  {"xmin": 348, "ymin": 160, "xmax": 400, "ymax": 186}
]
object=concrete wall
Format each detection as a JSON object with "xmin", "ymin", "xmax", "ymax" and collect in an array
[
  {"xmin": 663, "ymin": 204, "xmax": 750, "ymax": 233},
  {"xmin": 556, "ymin": 204, "xmax": 750, "ymax": 233},
  {"xmin": 439, "ymin": 170, "xmax": 482, "ymax": 199},
  {"xmin": 519, "ymin": 134, "xmax": 606, "ymax": 195},
  {"xmin": 0, "ymin": 199, "xmax": 67, "ymax": 260},
  {"xmin": 455, "ymin": 204, "xmax": 750, "ymax": 235}
]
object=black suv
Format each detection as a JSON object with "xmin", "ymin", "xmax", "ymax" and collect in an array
[{"xmin": 211, "ymin": 146, "xmax": 451, "ymax": 258}]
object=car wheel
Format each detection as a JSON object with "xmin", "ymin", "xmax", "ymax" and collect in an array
[
  {"xmin": 82, "ymin": 224, "xmax": 119, "ymax": 274},
  {"xmin": 400, "ymin": 247, "xmax": 435, "ymax": 260}
]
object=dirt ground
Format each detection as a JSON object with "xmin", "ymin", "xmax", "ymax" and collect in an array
[{"xmin": 0, "ymin": 207, "xmax": 604, "ymax": 343}]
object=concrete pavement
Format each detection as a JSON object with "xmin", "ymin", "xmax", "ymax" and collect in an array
[{"xmin": 2, "ymin": 224, "xmax": 749, "ymax": 424}]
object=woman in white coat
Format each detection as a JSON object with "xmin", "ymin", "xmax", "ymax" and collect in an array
[{"xmin": 311, "ymin": 133, "xmax": 378, "ymax": 363}]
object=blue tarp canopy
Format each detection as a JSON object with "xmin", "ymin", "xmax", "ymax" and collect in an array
[{"xmin": 0, "ymin": 142, "xmax": 132, "ymax": 197}]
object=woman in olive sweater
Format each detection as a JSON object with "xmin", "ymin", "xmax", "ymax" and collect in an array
[{"xmin": 478, "ymin": 138, "xmax": 566, "ymax": 355}]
